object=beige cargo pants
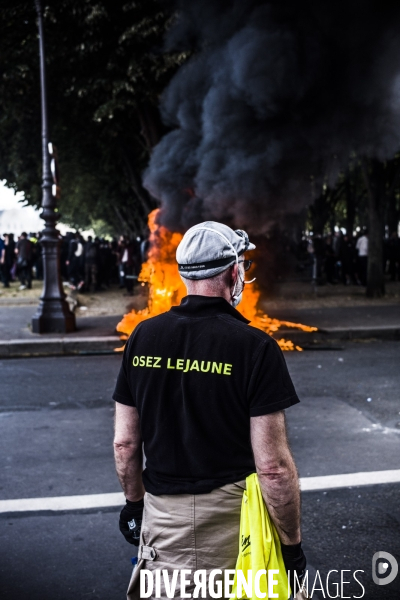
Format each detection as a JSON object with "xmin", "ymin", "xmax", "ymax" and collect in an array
[{"xmin": 127, "ymin": 480, "xmax": 246, "ymax": 600}]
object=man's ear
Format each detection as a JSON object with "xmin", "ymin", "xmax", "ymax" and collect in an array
[
  {"xmin": 230, "ymin": 263, "xmax": 239, "ymax": 286},
  {"xmin": 180, "ymin": 274, "xmax": 191, "ymax": 293}
]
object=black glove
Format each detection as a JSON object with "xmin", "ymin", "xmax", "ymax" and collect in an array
[
  {"xmin": 281, "ymin": 542, "xmax": 307, "ymax": 596},
  {"xmin": 119, "ymin": 498, "xmax": 144, "ymax": 546}
]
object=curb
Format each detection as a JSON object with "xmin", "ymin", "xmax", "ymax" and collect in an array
[
  {"xmin": 0, "ymin": 326, "xmax": 399, "ymax": 358},
  {"xmin": 273, "ymin": 325, "xmax": 400, "ymax": 349},
  {"xmin": 322, "ymin": 325, "xmax": 400, "ymax": 340},
  {"xmin": 0, "ymin": 336, "xmax": 123, "ymax": 358},
  {"xmin": 278, "ymin": 325, "xmax": 400, "ymax": 346}
]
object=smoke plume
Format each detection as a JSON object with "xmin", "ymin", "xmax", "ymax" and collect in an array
[{"xmin": 143, "ymin": 0, "xmax": 400, "ymax": 234}]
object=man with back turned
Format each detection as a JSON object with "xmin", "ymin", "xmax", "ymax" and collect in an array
[{"xmin": 113, "ymin": 221, "xmax": 306, "ymax": 598}]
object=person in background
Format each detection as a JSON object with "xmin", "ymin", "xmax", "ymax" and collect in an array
[
  {"xmin": 98, "ymin": 239, "xmax": 114, "ymax": 289},
  {"xmin": 324, "ymin": 235, "xmax": 337, "ymax": 284},
  {"xmin": 0, "ymin": 234, "xmax": 5, "ymax": 287},
  {"xmin": 311, "ymin": 233, "xmax": 325, "ymax": 284},
  {"xmin": 110, "ymin": 238, "xmax": 121, "ymax": 285},
  {"xmin": 356, "ymin": 229, "xmax": 368, "ymax": 286},
  {"xmin": 61, "ymin": 233, "xmax": 74, "ymax": 280},
  {"xmin": 117, "ymin": 235, "xmax": 127, "ymax": 289},
  {"xmin": 7, "ymin": 233, "xmax": 16, "ymax": 282},
  {"xmin": 119, "ymin": 236, "xmax": 136, "ymax": 296},
  {"xmin": 28, "ymin": 233, "xmax": 39, "ymax": 280},
  {"xmin": 388, "ymin": 231, "xmax": 400, "ymax": 281},
  {"xmin": 84, "ymin": 235, "xmax": 99, "ymax": 293},
  {"xmin": 339, "ymin": 234, "xmax": 356, "ymax": 285},
  {"xmin": 133, "ymin": 236, "xmax": 142, "ymax": 281},
  {"xmin": 66, "ymin": 232, "xmax": 84, "ymax": 288},
  {"xmin": 16, "ymin": 232, "xmax": 32, "ymax": 290},
  {"xmin": 35, "ymin": 232, "xmax": 43, "ymax": 280},
  {"xmin": 140, "ymin": 232, "xmax": 150, "ymax": 264}
]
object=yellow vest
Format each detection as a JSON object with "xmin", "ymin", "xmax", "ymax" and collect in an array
[{"xmin": 232, "ymin": 473, "xmax": 289, "ymax": 599}]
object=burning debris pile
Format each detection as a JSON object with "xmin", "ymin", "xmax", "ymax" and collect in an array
[{"xmin": 117, "ymin": 210, "xmax": 316, "ymax": 351}]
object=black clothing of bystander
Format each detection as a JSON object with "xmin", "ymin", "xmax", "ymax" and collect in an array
[
  {"xmin": 35, "ymin": 238, "xmax": 43, "ymax": 280},
  {"xmin": 0, "ymin": 237, "xmax": 6, "ymax": 287},
  {"xmin": 16, "ymin": 237, "xmax": 32, "ymax": 288},
  {"xmin": 68, "ymin": 236, "xmax": 84, "ymax": 285},
  {"xmin": 339, "ymin": 236, "xmax": 356, "ymax": 284},
  {"xmin": 324, "ymin": 237, "xmax": 337, "ymax": 284},
  {"xmin": 388, "ymin": 233, "xmax": 400, "ymax": 281},
  {"xmin": 17, "ymin": 237, "xmax": 32, "ymax": 263},
  {"xmin": 3, "ymin": 236, "xmax": 15, "ymax": 286},
  {"xmin": 98, "ymin": 241, "xmax": 113, "ymax": 288},
  {"xmin": 120, "ymin": 240, "xmax": 137, "ymax": 295},
  {"xmin": 312, "ymin": 235, "xmax": 325, "ymax": 283},
  {"xmin": 84, "ymin": 238, "xmax": 99, "ymax": 292}
]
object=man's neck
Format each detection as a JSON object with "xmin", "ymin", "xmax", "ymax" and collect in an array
[{"xmin": 185, "ymin": 285, "xmax": 232, "ymax": 305}]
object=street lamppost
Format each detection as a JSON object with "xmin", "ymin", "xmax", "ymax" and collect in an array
[{"xmin": 31, "ymin": 0, "xmax": 76, "ymax": 333}]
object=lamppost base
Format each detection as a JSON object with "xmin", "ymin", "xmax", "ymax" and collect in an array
[{"xmin": 32, "ymin": 300, "xmax": 76, "ymax": 334}]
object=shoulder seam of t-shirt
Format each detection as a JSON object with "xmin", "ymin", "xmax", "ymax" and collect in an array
[
  {"xmin": 126, "ymin": 320, "xmax": 145, "ymax": 340},
  {"xmin": 112, "ymin": 391, "xmax": 134, "ymax": 406},
  {"xmin": 217, "ymin": 314, "xmax": 273, "ymax": 341}
]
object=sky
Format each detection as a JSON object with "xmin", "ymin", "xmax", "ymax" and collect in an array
[
  {"xmin": 0, "ymin": 180, "xmax": 44, "ymax": 235},
  {"xmin": 0, "ymin": 181, "xmax": 95, "ymax": 237},
  {"xmin": 0, "ymin": 181, "xmax": 25, "ymax": 210}
]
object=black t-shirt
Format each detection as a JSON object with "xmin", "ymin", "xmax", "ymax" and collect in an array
[{"xmin": 113, "ymin": 295, "xmax": 300, "ymax": 495}]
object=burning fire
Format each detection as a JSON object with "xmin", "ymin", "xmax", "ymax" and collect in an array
[{"xmin": 116, "ymin": 210, "xmax": 316, "ymax": 351}]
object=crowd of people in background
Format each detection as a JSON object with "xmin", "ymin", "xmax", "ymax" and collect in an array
[
  {"xmin": 1, "ymin": 228, "xmax": 399, "ymax": 293},
  {"xmin": 0, "ymin": 231, "xmax": 149, "ymax": 296},
  {"xmin": 0, "ymin": 232, "xmax": 40, "ymax": 290},
  {"xmin": 61, "ymin": 232, "xmax": 148, "ymax": 295},
  {"xmin": 302, "ymin": 229, "xmax": 400, "ymax": 286}
]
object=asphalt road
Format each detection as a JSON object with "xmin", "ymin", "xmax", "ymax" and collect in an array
[{"xmin": 0, "ymin": 342, "xmax": 399, "ymax": 599}]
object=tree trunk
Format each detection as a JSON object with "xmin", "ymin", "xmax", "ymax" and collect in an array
[
  {"xmin": 386, "ymin": 191, "xmax": 400, "ymax": 235},
  {"xmin": 367, "ymin": 192, "xmax": 385, "ymax": 297},
  {"xmin": 136, "ymin": 103, "xmax": 163, "ymax": 151},
  {"xmin": 345, "ymin": 176, "xmax": 356, "ymax": 236},
  {"xmin": 309, "ymin": 183, "xmax": 343, "ymax": 235},
  {"xmin": 309, "ymin": 192, "xmax": 331, "ymax": 234},
  {"xmin": 362, "ymin": 159, "xmax": 385, "ymax": 298},
  {"xmin": 113, "ymin": 205, "xmax": 136, "ymax": 238},
  {"xmin": 122, "ymin": 151, "xmax": 153, "ymax": 215}
]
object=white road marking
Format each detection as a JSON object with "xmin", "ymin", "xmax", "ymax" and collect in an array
[
  {"xmin": 300, "ymin": 469, "xmax": 400, "ymax": 491},
  {"xmin": 1, "ymin": 469, "xmax": 400, "ymax": 513},
  {"xmin": 0, "ymin": 492, "xmax": 125, "ymax": 513}
]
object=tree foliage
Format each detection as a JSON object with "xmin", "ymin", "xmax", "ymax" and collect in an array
[
  {"xmin": 0, "ymin": 0, "xmax": 187, "ymax": 234},
  {"xmin": 308, "ymin": 155, "xmax": 400, "ymax": 241},
  {"xmin": 1, "ymin": 2, "xmax": 399, "ymax": 297},
  {"xmin": 307, "ymin": 154, "xmax": 400, "ymax": 296}
]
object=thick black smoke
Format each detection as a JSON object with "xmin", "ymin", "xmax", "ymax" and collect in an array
[{"xmin": 143, "ymin": 0, "xmax": 400, "ymax": 234}]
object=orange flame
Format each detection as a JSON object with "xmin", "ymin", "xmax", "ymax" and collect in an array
[{"xmin": 116, "ymin": 210, "xmax": 316, "ymax": 350}]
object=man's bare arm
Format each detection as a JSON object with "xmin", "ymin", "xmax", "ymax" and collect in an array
[
  {"xmin": 250, "ymin": 410, "xmax": 301, "ymax": 545},
  {"xmin": 114, "ymin": 403, "xmax": 145, "ymax": 501}
]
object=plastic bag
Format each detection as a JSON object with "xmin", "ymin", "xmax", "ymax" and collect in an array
[{"xmin": 232, "ymin": 473, "xmax": 289, "ymax": 600}]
